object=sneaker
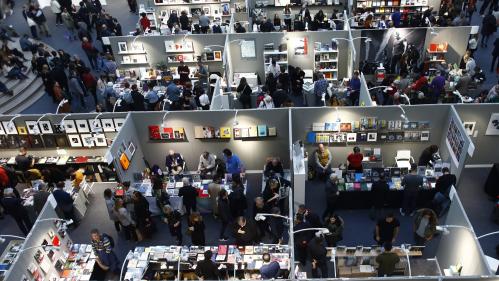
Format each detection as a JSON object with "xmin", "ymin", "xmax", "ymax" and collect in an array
[
  {"xmin": 409, "ymin": 212, "xmax": 415, "ymax": 216},
  {"xmin": 219, "ymin": 238, "xmax": 228, "ymax": 241},
  {"xmin": 399, "ymin": 208, "xmax": 406, "ymax": 216}
]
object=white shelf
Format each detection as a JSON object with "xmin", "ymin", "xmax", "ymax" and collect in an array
[
  {"xmin": 118, "ymin": 51, "xmax": 147, "ymax": 55},
  {"xmin": 121, "ymin": 62, "xmax": 149, "ymax": 65},
  {"xmin": 318, "ymin": 60, "xmax": 338, "ymax": 63},
  {"xmin": 263, "ymin": 50, "xmax": 287, "ymax": 55},
  {"xmin": 319, "ymin": 69, "xmax": 338, "ymax": 72},
  {"xmin": 315, "ymin": 50, "xmax": 338, "ymax": 53},
  {"xmin": 265, "ymin": 61, "xmax": 288, "ymax": 65},
  {"xmin": 154, "ymin": 1, "xmax": 223, "ymax": 5}
]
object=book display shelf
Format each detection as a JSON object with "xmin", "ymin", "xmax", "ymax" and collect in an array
[{"xmin": 314, "ymin": 41, "xmax": 339, "ymax": 81}]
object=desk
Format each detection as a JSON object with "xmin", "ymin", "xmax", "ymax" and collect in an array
[{"xmin": 336, "ymin": 188, "xmax": 437, "ymax": 209}]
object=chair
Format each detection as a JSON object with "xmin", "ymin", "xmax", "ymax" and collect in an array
[{"xmin": 395, "ymin": 150, "xmax": 414, "ymax": 169}]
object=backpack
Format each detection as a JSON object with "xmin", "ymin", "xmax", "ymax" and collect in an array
[{"xmin": 103, "ymin": 233, "xmax": 114, "ymax": 248}]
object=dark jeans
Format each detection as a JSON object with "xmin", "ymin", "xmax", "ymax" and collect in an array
[
  {"xmin": 170, "ymin": 226, "xmax": 183, "ymax": 245},
  {"xmin": 13, "ymin": 215, "xmax": 32, "ymax": 235},
  {"xmin": 323, "ymin": 196, "xmax": 338, "ymax": 220},
  {"xmin": 311, "ymin": 260, "xmax": 328, "ymax": 278},
  {"xmin": 219, "ymin": 220, "xmax": 228, "ymax": 239},
  {"xmin": 201, "ymin": 26, "xmax": 209, "ymax": 34},
  {"xmin": 29, "ymin": 25, "xmax": 38, "ymax": 39},
  {"xmin": 114, "ymin": 221, "xmax": 121, "ymax": 232},
  {"xmin": 491, "ymin": 55, "xmax": 498, "ymax": 72},
  {"xmin": 184, "ymin": 203, "xmax": 197, "ymax": 215},
  {"xmin": 122, "ymin": 224, "xmax": 137, "ymax": 241},
  {"xmin": 85, "ymin": 52, "xmax": 97, "ymax": 69},
  {"xmin": 55, "ymin": 13, "xmax": 62, "ymax": 24},
  {"xmin": 401, "ymin": 188, "xmax": 418, "ymax": 215},
  {"xmin": 414, "ymin": 233, "xmax": 426, "ymax": 246},
  {"xmin": 482, "ymin": 34, "xmax": 492, "ymax": 47},
  {"xmin": 295, "ymin": 244, "xmax": 308, "ymax": 265}
]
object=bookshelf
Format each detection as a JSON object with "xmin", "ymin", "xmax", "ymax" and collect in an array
[
  {"xmin": 425, "ymin": 42, "xmax": 448, "ymax": 73},
  {"xmin": 314, "ymin": 42, "xmax": 339, "ymax": 81},
  {"xmin": 355, "ymin": 0, "xmax": 429, "ymax": 14},
  {"xmin": 263, "ymin": 44, "xmax": 288, "ymax": 75}
]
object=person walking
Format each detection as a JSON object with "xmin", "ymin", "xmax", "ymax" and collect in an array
[
  {"xmin": 81, "ymin": 37, "xmax": 98, "ymax": 69},
  {"xmin": 61, "ymin": 8, "xmax": 77, "ymax": 41},
  {"xmin": 52, "ymin": 182, "xmax": 77, "ymax": 223},
  {"xmin": 113, "ymin": 198, "xmax": 138, "ymax": 241},
  {"xmin": 370, "ymin": 174, "xmax": 390, "ymax": 220},
  {"xmin": 68, "ymin": 71, "xmax": 87, "ymax": 112},
  {"xmin": 178, "ymin": 177, "xmax": 198, "ymax": 215},
  {"xmin": 188, "ymin": 212, "xmax": 205, "ymax": 246},
  {"xmin": 90, "ymin": 229, "xmax": 120, "ymax": 274},
  {"xmin": 103, "ymin": 188, "xmax": 120, "ymax": 232},
  {"xmin": 374, "ymin": 213, "xmax": 400, "ymax": 246},
  {"xmin": 401, "ymin": 165, "xmax": 423, "ymax": 216},
  {"xmin": 481, "ymin": 11, "xmax": 497, "ymax": 48},
  {"xmin": 132, "ymin": 191, "xmax": 153, "ymax": 239},
  {"xmin": 33, "ymin": 5, "xmax": 51, "ymax": 37},
  {"xmin": 308, "ymin": 234, "xmax": 329, "ymax": 278},
  {"xmin": 50, "ymin": 0, "xmax": 62, "ymax": 25},
  {"xmin": 413, "ymin": 208, "xmax": 438, "ymax": 246},
  {"xmin": 323, "ymin": 174, "xmax": 339, "ymax": 220},
  {"xmin": 163, "ymin": 205, "xmax": 182, "ymax": 245},
  {"xmin": 491, "ymin": 38, "xmax": 499, "ymax": 72},
  {"xmin": 1, "ymin": 188, "xmax": 32, "ymax": 235},
  {"xmin": 217, "ymin": 189, "xmax": 231, "ymax": 241}
]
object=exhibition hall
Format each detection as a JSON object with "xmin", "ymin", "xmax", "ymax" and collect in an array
[{"xmin": 0, "ymin": 0, "xmax": 498, "ymax": 279}]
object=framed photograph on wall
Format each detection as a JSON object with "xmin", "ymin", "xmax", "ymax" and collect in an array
[
  {"xmin": 222, "ymin": 3, "xmax": 229, "ymax": 15},
  {"xmin": 240, "ymin": 40, "xmax": 256, "ymax": 59},
  {"xmin": 130, "ymin": 42, "xmax": 144, "ymax": 52},
  {"xmin": 90, "ymin": 119, "xmax": 103, "ymax": 133},
  {"xmin": 75, "ymin": 120, "xmax": 90, "ymax": 133},
  {"xmin": 80, "ymin": 134, "xmax": 94, "ymax": 147},
  {"xmin": 101, "ymin": 119, "xmax": 115, "ymax": 132},
  {"xmin": 2, "ymin": 121, "xmax": 17, "ymax": 135},
  {"xmin": 42, "ymin": 135, "xmax": 57, "ymax": 148},
  {"xmin": 68, "ymin": 134, "xmax": 82, "ymax": 147},
  {"xmin": 0, "ymin": 136, "xmax": 7, "ymax": 148},
  {"xmin": 39, "ymin": 120, "xmax": 53, "ymax": 134},
  {"xmin": 62, "ymin": 120, "xmax": 77, "ymax": 133},
  {"xmin": 463, "ymin": 121, "xmax": 476, "ymax": 136},
  {"xmin": 55, "ymin": 135, "xmax": 69, "ymax": 147},
  {"xmin": 214, "ymin": 51, "xmax": 222, "ymax": 61},
  {"xmin": 202, "ymin": 6, "xmax": 210, "ymax": 15},
  {"xmin": 17, "ymin": 126, "xmax": 28, "ymax": 135},
  {"xmin": 485, "ymin": 113, "xmax": 499, "ymax": 135},
  {"xmin": 94, "ymin": 134, "xmax": 108, "ymax": 147},
  {"xmin": 26, "ymin": 121, "xmax": 40, "ymax": 134},
  {"xmin": 114, "ymin": 118, "xmax": 125, "ymax": 130},
  {"xmin": 29, "ymin": 135, "xmax": 44, "ymax": 148},
  {"xmin": 367, "ymin": 132, "xmax": 377, "ymax": 142},
  {"xmin": 118, "ymin": 42, "xmax": 128, "ymax": 53},
  {"xmin": 160, "ymin": 10, "xmax": 168, "ymax": 17}
]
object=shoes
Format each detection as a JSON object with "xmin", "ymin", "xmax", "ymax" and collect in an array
[
  {"xmin": 399, "ymin": 208, "xmax": 406, "ymax": 216},
  {"xmin": 410, "ymin": 212, "xmax": 415, "ymax": 216},
  {"xmin": 219, "ymin": 238, "xmax": 228, "ymax": 241}
]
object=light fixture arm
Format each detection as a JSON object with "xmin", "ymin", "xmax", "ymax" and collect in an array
[
  {"xmin": 255, "ymin": 213, "xmax": 291, "ymax": 221},
  {"xmin": 55, "ymin": 99, "xmax": 69, "ymax": 114},
  {"xmin": 60, "ymin": 114, "xmax": 72, "ymax": 131},
  {"xmin": 113, "ymin": 98, "xmax": 123, "ymax": 113},
  {"xmin": 7, "ymin": 114, "xmax": 20, "ymax": 129},
  {"xmin": 119, "ymin": 250, "xmax": 134, "ymax": 281},
  {"xmin": 292, "ymin": 227, "xmax": 329, "ymax": 234},
  {"xmin": 476, "ymin": 231, "xmax": 499, "ymax": 240}
]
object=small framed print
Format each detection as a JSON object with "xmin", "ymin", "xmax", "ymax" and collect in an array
[
  {"xmin": 0, "ymin": 135, "xmax": 7, "ymax": 148},
  {"xmin": 114, "ymin": 118, "xmax": 125, "ymax": 130},
  {"xmin": 26, "ymin": 121, "xmax": 40, "ymax": 134},
  {"xmin": 0, "ymin": 122, "xmax": 5, "ymax": 135},
  {"xmin": 346, "ymin": 133, "xmax": 357, "ymax": 142},
  {"xmin": 90, "ymin": 119, "xmax": 103, "ymax": 133},
  {"xmin": 68, "ymin": 134, "xmax": 82, "ymax": 147},
  {"xmin": 463, "ymin": 121, "xmax": 476, "ymax": 136},
  {"xmin": 130, "ymin": 42, "xmax": 144, "ymax": 52},
  {"xmin": 2, "ymin": 121, "xmax": 17, "ymax": 135},
  {"xmin": 367, "ymin": 132, "xmax": 377, "ymax": 142},
  {"xmin": 94, "ymin": 134, "xmax": 108, "ymax": 147},
  {"xmin": 80, "ymin": 134, "xmax": 94, "ymax": 147},
  {"xmin": 29, "ymin": 135, "xmax": 44, "ymax": 148},
  {"xmin": 202, "ymin": 6, "xmax": 210, "ymax": 15},
  {"xmin": 122, "ymin": 56, "xmax": 131, "ymax": 64},
  {"xmin": 160, "ymin": 10, "xmax": 168, "ymax": 17},
  {"xmin": 212, "ymin": 7, "xmax": 220, "ymax": 15},
  {"xmin": 75, "ymin": 120, "xmax": 90, "ymax": 133},
  {"xmin": 42, "ymin": 135, "xmax": 57, "ymax": 148},
  {"xmin": 39, "ymin": 121, "xmax": 53, "ymax": 134},
  {"xmin": 17, "ymin": 126, "xmax": 28, "ymax": 135},
  {"xmin": 62, "ymin": 120, "xmax": 77, "ymax": 133},
  {"xmin": 101, "ymin": 119, "xmax": 115, "ymax": 132},
  {"xmin": 118, "ymin": 42, "xmax": 128, "ymax": 53},
  {"xmin": 18, "ymin": 136, "xmax": 30, "ymax": 148},
  {"xmin": 214, "ymin": 51, "xmax": 222, "ymax": 61},
  {"xmin": 55, "ymin": 135, "xmax": 69, "ymax": 147}
]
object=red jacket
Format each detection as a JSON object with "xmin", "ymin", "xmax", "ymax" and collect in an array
[{"xmin": 140, "ymin": 17, "xmax": 151, "ymax": 31}]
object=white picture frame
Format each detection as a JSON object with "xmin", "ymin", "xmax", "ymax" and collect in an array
[
  {"xmin": 202, "ymin": 6, "xmax": 210, "ymax": 15},
  {"xmin": 25, "ymin": 121, "xmax": 40, "ymax": 134},
  {"xmin": 80, "ymin": 134, "xmax": 94, "ymax": 148},
  {"xmin": 367, "ymin": 132, "xmax": 377, "ymax": 142},
  {"xmin": 75, "ymin": 120, "xmax": 90, "ymax": 133},
  {"xmin": 0, "ymin": 122, "xmax": 5, "ymax": 135},
  {"xmin": 114, "ymin": 118, "xmax": 125, "ymax": 131},
  {"xmin": 90, "ymin": 119, "xmax": 103, "ymax": 133},
  {"xmin": 462, "ymin": 121, "xmax": 476, "ymax": 136},
  {"xmin": 62, "ymin": 120, "xmax": 77, "ymax": 133},
  {"xmin": 420, "ymin": 131, "xmax": 430, "ymax": 141},
  {"xmin": 94, "ymin": 134, "xmax": 108, "ymax": 147},
  {"xmin": 2, "ymin": 121, "xmax": 18, "ymax": 135},
  {"xmin": 485, "ymin": 113, "xmax": 499, "ymax": 135},
  {"xmin": 346, "ymin": 133, "xmax": 357, "ymax": 142},
  {"xmin": 101, "ymin": 119, "xmax": 115, "ymax": 132},
  {"xmin": 68, "ymin": 134, "xmax": 82, "ymax": 147},
  {"xmin": 118, "ymin": 42, "xmax": 128, "ymax": 53},
  {"xmin": 127, "ymin": 142, "xmax": 136, "ymax": 158},
  {"xmin": 130, "ymin": 42, "xmax": 144, "ymax": 53},
  {"xmin": 39, "ymin": 121, "xmax": 53, "ymax": 134}
]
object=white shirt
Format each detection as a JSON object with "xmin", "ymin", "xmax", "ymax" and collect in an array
[
  {"xmin": 259, "ymin": 100, "xmax": 275, "ymax": 109},
  {"xmin": 465, "ymin": 58, "xmax": 476, "ymax": 76},
  {"xmin": 468, "ymin": 38, "xmax": 477, "ymax": 50},
  {"xmin": 267, "ymin": 64, "xmax": 280, "ymax": 77}
]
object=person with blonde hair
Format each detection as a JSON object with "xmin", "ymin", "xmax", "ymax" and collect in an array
[{"xmin": 188, "ymin": 212, "xmax": 205, "ymax": 245}]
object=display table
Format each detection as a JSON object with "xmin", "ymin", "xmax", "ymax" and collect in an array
[
  {"xmin": 336, "ymin": 188, "xmax": 437, "ymax": 209},
  {"xmin": 0, "ymin": 240, "xmax": 23, "ymax": 277},
  {"xmin": 124, "ymin": 244, "xmax": 291, "ymax": 281},
  {"xmin": 59, "ymin": 243, "xmax": 100, "ymax": 280}
]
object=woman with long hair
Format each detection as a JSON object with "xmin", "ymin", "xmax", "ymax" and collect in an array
[{"xmin": 188, "ymin": 212, "xmax": 206, "ymax": 246}]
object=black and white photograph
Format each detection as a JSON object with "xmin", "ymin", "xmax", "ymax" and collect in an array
[
  {"xmin": 359, "ymin": 28, "xmax": 426, "ymax": 74},
  {"xmin": 29, "ymin": 135, "xmax": 44, "ymax": 148},
  {"xmin": 68, "ymin": 134, "xmax": 83, "ymax": 147},
  {"xmin": 81, "ymin": 134, "xmax": 95, "ymax": 147},
  {"xmin": 2, "ymin": 121, "xmax": 17, "ymax": 135},
  {"xmin": 76, "ymin": 120, "xmax": 90, "ymax": 133},
  {"xmin": 62, "ymin": 120, "xmax": 77, "ymax": 133},
  {"xmin": 485, "ymin": 113, "xmax": 499, "ymax": 135},
  {"xmin": 367, "ymin": 132, "xmax": 377, "ymax": 142},
  {"xmin": 25, "ymin": 121, "xmax": 40, "ymax": 134},
  {"xmin": 101, "ymin": 119, "xmax": 116, "ymax": 132},
  {"xmin": 114, "ymin": 118, "xmax": 125, "ymax": 130},
  {"xmin": 39, "ymin": 121, "xmax": 53, "ymax": 134},
  {"xmin": 463, "ymin": 121, "xmax": 476, "ymax": 136},
  {"xmin": 90, "ymin": 119, "xmax": 103, "ymax": 133},
  {"xmin": 118, "ymin": 42, "xmax": 128, "ymax": 53},
  {"xmin": 94, "ymin": 134, "xmax": 108, "ymax": 147}
]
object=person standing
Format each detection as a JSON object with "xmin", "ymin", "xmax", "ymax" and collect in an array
[
  {"xmin": 401, "ymin": 165, "xmax": 423, "ymax": 216},
  {"xmin": 52, "ymin": 182, "xmax": 77, "ymax": 223},
  {"xmin": 90, "ymin": 229, "xmax": 120, "ymax": 274},
  {"xmin": 15, "ymin": 146, "xmax": 34, "ymax": 172},
  {"xmin": 132, "ymin": 191, "xmax": 153, "ymax": 239},
  {"xmin": 375, "ymin": 213, "xmax": 400, "ymax": 246},
  {"xmin": 81, "ymin": 37, "xmax": 98, "ymax": 70},
  {"xmin": 308, "ymin": 234, "xmax": 329, "ymax": 278},
  {"xmin": 33, "ymin": 183, "xmax": 50, "ymax": 215},
  {"xmin": 198, "ymin": 151, "xmax": 216, "ymax": 177},
  {"xmin": 113, "ymin": 198, "xmax": 137, "ymax": 241},
  {"xmin": 2, "ymin": 188, "xmax": 32, "ymax": 235},
  {"xmin": 324, "ymin": 214, "xmax": 343, "ymax": 247},
  {"xmin": 481, "ymin": 11, "xmax": 497, "ymax": 48},
  {"xmin": 178, "ymin": 177, "xmax": 198, "ymax": 215},
  {"xmin": 418, "ymin": 145, "xmax": 439, "ymax": 167},
  {"xmin": 199, "ymin": 11, "xmax": 210, "ymax": 34},
  {"xmin": 234, "ymin": 216, "xmax": 258, "ymax": 246},
  {"xmin": 69, "ymin": 71, "xmax": 87, "ymax": 112},
  {"xmin": 50, "ymin": 0, "xmax": 62, "ymax": 26},
  {"xmin": 413, "ymin": 208, "xmax": 437, "ymax": 246},
  {"xmin": 294, "ymin": 213, "xmax": 313, "ymax": 265},
  {"xmin": 33, "ymin": 5, "xmax": 51, "ymax": 37},
  {"xmin": 195, "ymin": 60, "xmax": 209, "ymax": 90},
  {"xmin": 323, "ymin": 174, "xmax": 339, "ymax": 220},
  {"xmin": 375, "ymin": 242, "xmax": 400, "ymax": 277},
  {"xmin": 164, "ymin": 205, "xmax": 182, "ymax": 245},
  {"xmin": 370, "ymin": 174, "xmax": 389, "ymax": 220},
  {"xmin": 228, "ymin": 178, "xmax": 247, "ymax": 218},
  {"xmin": 207, "ymin": 177, "xmax": 221, "ymax": 217},
  {"xmin": 223, "ymin": 149, "xmax": 244, "ymax": 175},
  {"xmin": 314, "ymin": 73, "xmax": 329, "ymax": 106},
  {"xmin": 217, "ymin": 189, "xmax": 231, "ymax": 241},
  {"xmin": 188, "ymin": 212, "xmax": 206, "ymax": 246},
  {"xmin": 104, "ymin": 188, "xmax": 120, "ymax": 232},
  {"xmin": 237, "ymin": 77, "xmax": 252, "ymax": 109},
  {"xmin": 347, "ymin": 146, "xmax": 364, "ymax": 172},
  {"xmin": 195, "ymin": 251, "xmax": 219, "ymax": 280},
  {"xmin": 491, "ymin": 38, "xmax": 499, "ymax": 72},
  {"xmin": 314, "ymin": 144, "xmax": 332, "ymax": 180}
]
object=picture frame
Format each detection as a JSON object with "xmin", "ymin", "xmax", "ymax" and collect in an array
[
  {"xmin": 221, "ymin": 3, "xmax": 230, "ymax": 15},
  {"xmin": 160, "ymin": 9, "xmax": 168, "ymax": 17},
  {"xmin": 62, "ymin": 120, "xmax": 77, "ymax": 133},
  {"xmin": 202, "ymin": 6, "xmax": 210, "ymax": 15},
  {"xmin": 2, "ymin": 121, "xmax": 17, "ymax": 135},
  {"xmin": 346, "ymin": 133, "xmax": 357, "ymax": 142},
  {"xmin": 55, "ymin": 135, "xmax": 69, "ymax": 147},
  {"xmin": 68, "ymin": 134, "xmax": 82, "ymax": 147},
  {"xmin": 212, "ymin": 7, "xmax": 220, "ymax": 15},
  {"xmin": 25, "ymin": 121, "xmax": 40, "ymax": 134},
  {"xmin": 29, "ymin": 135, "xmax": 44, "ymax": 148},
  {"xmin": 485, "ymin": 113, "xmax": 499, "ymax": 135},
  {"xmin": 101, "ymin": 119, "xmax": 115, "ymax": 132},
  {"xmin": 75, "ymin": 120, "xmax": 90, "ymax": 133},
  {"xmin": 130, "ymin": 42, "xmax": 144, "ymax": 53},
  {"xmin": 118, "ymin": 42, "xmax": 128, "ymax": 53},
  {"xmin": 127, "ymin": 142, "xmax": 136, "ymax": 158},
  {"xmin": 122, "ymin": 56, "xmax": 131, "ymax": 64},
  {"xmin": 6, "ymin": 135, "xmax": 19, "ymax": 148},
  {"xmin": 42, "ymin": 135, "xmax": 57, "ymax": 148},
  {"xmin": 90, "ymin": 119, "xmax": 103, "ymax": 133},
  {"xmin": 80, "ymin": 134, "xmax": 94, "ymax": 148},
  {"xmin": 462, "ymin": 121, "xmax": 476, "ymax": 136},
  {"xmin": 367, "ymin": 132, "xmax": 377, "ymax": 142},
  {"xmin": 114, "ymin": 118, "xmax": 125, "ymax": 130},
  {"xmin": 0, "ymin": 123, "xmax": 4, "ymax": 135},
  {"xmin": 17, "ymin": 126, "xmax": 28, "ymax": 135},
  {"xmin": 39, "ymin": 121, "xmax": 53, "ymax": 134},
  {"xmin": 94, "ymin": 134, "xmax": 108, "ymax": 147},
  {"xmin": 214, "ymin": 51, "xmax": 222, "ymax": 61},
  {"xmin": 0, "ymin": 135, "xmax": 8, "ymax": 148},
  {"xmin": 18, "ymin": 136, "xmax": 30, "ymax": 147}
]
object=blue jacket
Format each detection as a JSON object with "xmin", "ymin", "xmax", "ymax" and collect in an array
[{"xmin": 260, "ymin": 261, "xmax": 280, "ymax": 279}]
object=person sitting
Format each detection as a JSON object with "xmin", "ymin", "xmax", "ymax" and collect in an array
[
  {"xmin": 235, "ymin": 22, "xmax": 246, "ymax": 33},
  {"xmin": 347, "ymin": 146, "xmax": 364, "ymax": 172},
  {"xmin": 264, "ymin": 157, "xmax": 284, "ymax": 178},
  {"xmin": 197, "ymin": 151, "xmax": 216, "ymax": 176},
  {"xmin": 314, "ymin": 144, "xmax": 332, "ymax": 180},
  {"xmin": 260, "ymin": 253, "xmax": 281, "ymax": 279},
  {"xmin": 165, "ymin": 150, "xmax": 184, "ymax": 176},
  {"xmin": 195, "ymin": 250, "xmax": 220, "ymax": 280},
  {"xmin": 375, "ymin": 242, "xmax": 400, "ymax": 277},
  {"xmin": 418, "ymin": 144, "xmax": 439, "ymax": 166}
]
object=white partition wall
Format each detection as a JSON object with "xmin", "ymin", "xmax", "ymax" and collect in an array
[{"xmin": 359, "ymin": 72, "xmax": 374, "ymax": 106}]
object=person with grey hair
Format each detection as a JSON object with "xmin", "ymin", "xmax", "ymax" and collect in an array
[
  {"xmin": 1, "ymin": 188, "xmax": 32, "ymax": 235},
  {"xmin": 33, "ymin": 183, "xmax": 50, "ymax": 215},
  {"xmin": 164, "ymin": 205, "xmax": 182, "ymax": 244},
  {"xmin": 323, "ymin": 174, "xmax": 339, "ymax": 220},
  {"xmin": 178, "ymin": 177, "xmax": 198, "ymax": 215}
]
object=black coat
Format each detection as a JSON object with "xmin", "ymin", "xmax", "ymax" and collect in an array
[
  {"xmin": 179, "ymin": 185, "xmax": 198, "ymax": 207},
  {"xmin": 2, "ymin": 197, "xmax": 28, "ymax": 218},
  {"xmin": 228, "ymin": 186, "xmax": 247, "ymax": 217},
  {"xmin": 189, "ymin": 220, "xmax": 205, "ymax": 245},
  {"xmin": 234, "ymin": 221, "xmax": 258, "ymax": 246},
  {"xmin": 371, "ymin": 180, "xmax": 389, "ymax": 208},
  {"xmin": 217, "ymin": 198, "xmax": 231, "ymax": 223}
]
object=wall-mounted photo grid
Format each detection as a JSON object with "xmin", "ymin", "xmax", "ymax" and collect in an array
[
  {"xmin": 446, "ymin": 118, "xmax": 465, "ymax": 166},
  {"xmin": 0, "ymin": 118, "xmax": 125, "ymax": 150}
]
